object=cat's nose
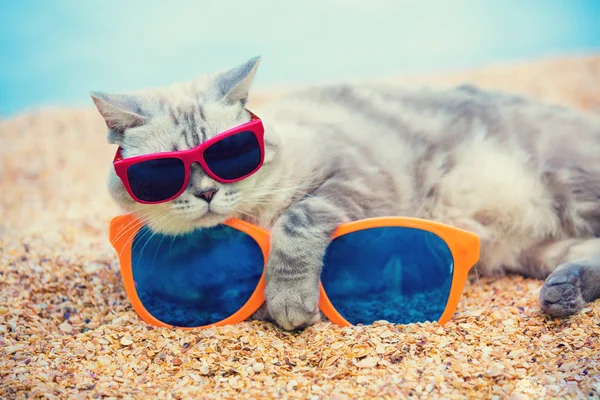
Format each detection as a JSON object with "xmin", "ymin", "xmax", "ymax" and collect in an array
[{"xmin": 194, "ymin": 188, "xmax": 219, "ymax": 203}]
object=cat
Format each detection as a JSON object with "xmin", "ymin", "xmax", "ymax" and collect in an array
[{"xmin": 91, "ymin": 57, "xmax": 600, "ymax": 330}]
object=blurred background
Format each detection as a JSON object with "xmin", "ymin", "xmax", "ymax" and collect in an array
[{"xmin": 1, "ymin": 0, "xmax": 599, "ymax": 117}]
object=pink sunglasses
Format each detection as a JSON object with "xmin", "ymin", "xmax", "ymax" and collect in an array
[{"xmin": 113, "ymin": 111, "xmax": 265, "ymax": 204}]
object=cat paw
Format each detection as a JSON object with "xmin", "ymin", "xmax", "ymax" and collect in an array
[
  {"xmin": 265, "ymin": 281, "xmax": 321, "ymax": 331},
  {"xmin": 539, "ymin": 264, "xmax": 586, "ymax": 317}
]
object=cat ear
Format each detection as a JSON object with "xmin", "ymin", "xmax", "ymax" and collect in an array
[
  {"xmin": 90, "ymin": 91, "xmax": 147, "ymax": 141},
  {"xmin": 213, "ymin": 56, "xmax": 261, "ymax": 105}
]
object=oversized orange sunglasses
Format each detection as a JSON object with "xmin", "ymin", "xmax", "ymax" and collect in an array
[{"xmin": 109, "ymin": 214, "xmax": 480, "ymax": 329}]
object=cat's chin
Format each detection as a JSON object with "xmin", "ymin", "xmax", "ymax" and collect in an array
[
  {"xmin": 186, "ymin": 211, "xmax": 230, "ymax": 228},
  {"xmin": 145, "ymin": 211, "xmax": 231, "ymax": 235}
]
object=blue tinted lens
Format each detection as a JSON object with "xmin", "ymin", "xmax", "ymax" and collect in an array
[
  {"xmin": 127, "ymin": 158, "xmax": 185, "ymax": 202},
  {"xmin": 131, "ymin": 225, "xmax": 264, "ymax": 327},
  {"xmin": 204, "ymin": 130, "xmax": 261, "ymax": 180},
  {"xmin": 321, "ymin": 227, "xmax": 453, "ymax": 325}
]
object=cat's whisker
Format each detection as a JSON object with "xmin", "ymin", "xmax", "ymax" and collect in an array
[
  {"xmin": 229, "ymin": 207, "xmax": 257, "ymax": 219},
  {"xmin": 167, "ymin": 219, "xmax": 188, "ymax": 254},
  {"xmin": 115, "ymin": 225, "xmax": 155, "ymax": 259},
  {"xmin": 129, "ymin": 213, "xmax": 178, "ymax": 262},
  {"xmin": 149, "ymin": 216, "xmax": 178, "ymax": 268},
  {"xmin": 238, "ymin": 190, "xmax": 332, "ymax": 206},
  {"xmin": 248, "ymin": 181, "xmax": 322, "ymax": 190},
  {"xmin": 246, "ymin": 183, "xmax": 323, "ymax": 193},
  {"xmin": 245, "ymin": 189, "xmax": 314, "ymax": 198},
  {"xmin": 148, "ymin": 212, "xmax": 182, "ymax": 231},
  {"xmin": 260, "ymin": 171, "xmax": 326, "ymax": 183},
  {"xmin": 109, "ymin": 213, "xmax": 157, "ymax": 246},
  {"xmin": 118, "ymin": 215, "xmax": 166, "ymax": 255}
]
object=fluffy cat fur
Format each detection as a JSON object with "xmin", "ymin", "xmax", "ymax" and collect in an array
[{"xmin": 92, "ymin": 57, "xmax": 600, "ymax": 330}]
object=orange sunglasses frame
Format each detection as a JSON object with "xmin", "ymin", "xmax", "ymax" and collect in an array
[{"xmin": 109, "ymin": 214, "xmax": 480, "ymax": 330}]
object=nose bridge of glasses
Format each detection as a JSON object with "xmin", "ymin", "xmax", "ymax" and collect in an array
[
  {"xmin": 188, "ymin": 163, "xmax": 220, "ymax": 202},
  {"xmin": 189, "ymin": 162, "xmax": 214, "ymax": 184}
]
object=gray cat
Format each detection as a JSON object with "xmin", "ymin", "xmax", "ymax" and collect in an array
[{"xmin": 92, "ymin": 57, "xmax": 600, "ymax": 330}]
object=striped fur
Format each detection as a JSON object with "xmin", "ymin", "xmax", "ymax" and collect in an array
[{"xmin": 92, "ymin": 58, "xmax": 600, "ymax": 330}]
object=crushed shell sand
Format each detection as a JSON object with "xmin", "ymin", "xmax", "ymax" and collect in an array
[{"xmin": 1, "ymin": 55, "xmax": 600, "ymax": 399}]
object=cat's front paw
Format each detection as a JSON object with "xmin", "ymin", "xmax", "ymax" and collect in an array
[
  {"xmin": 264, "ymin": 280, "xmax": 321, "ymax": 331},
  {"xmin": 540, "ymin": 264, "xmax": 586, "ymax": 317}
]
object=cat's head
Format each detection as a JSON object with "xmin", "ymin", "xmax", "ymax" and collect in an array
[{"xmin": 92, "ymin": 57, "xmax": 278, "ymax": 234}]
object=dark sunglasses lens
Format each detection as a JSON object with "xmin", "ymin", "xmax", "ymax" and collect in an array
[
  {"xmin": 131, "ymin": 225, "xmax": 264, "ymax": 327},
  {"xmin": 321, "ymin": 227, "xmax": 453, "ymax": 325},
  {"xmin": 127, "ymin": 158, "xmax": 185, "ymax": 202},
  {"xmin": 203, "ymin": 130, "xmax": 261, "ymax": 180}
]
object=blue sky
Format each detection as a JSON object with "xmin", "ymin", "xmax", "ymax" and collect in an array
[{"xmin": 1, "ymin": 0, "xmax": 599, "ymax": 117}]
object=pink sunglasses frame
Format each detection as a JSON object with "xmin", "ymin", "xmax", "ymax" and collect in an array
[{"xmin": 113, "ymin": 111, "xmax": 265, "ymax": 204}]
